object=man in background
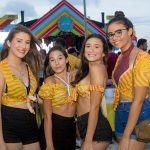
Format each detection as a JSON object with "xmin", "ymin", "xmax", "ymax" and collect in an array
[{"xmin": 137, "ymin": 38, "xmax": 148, "ymax": 51}]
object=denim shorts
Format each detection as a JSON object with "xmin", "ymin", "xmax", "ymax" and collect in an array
[{"xmin": 115, "ymin": 99, "xmax": 150, "ymax": 139}]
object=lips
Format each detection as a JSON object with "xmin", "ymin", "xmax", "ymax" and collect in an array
[{"xmin": 88, "ymin": 54, "xmax": 96, "ymax": 57}]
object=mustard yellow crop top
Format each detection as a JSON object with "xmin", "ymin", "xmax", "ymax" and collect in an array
[
  {"xmin": 113, "ymin": 51, "xmax": 150, "ymax": 110},
  {"xmin": 0, "ymin": 59, "xmax": 37, "ymax": 106},
  {"xmin": 76, "ymin": 84, "xmax": 104, "ymax": 97},
  {"xmin": 38, "ymin": 82, "xmax": 76, "ymax": 107}
]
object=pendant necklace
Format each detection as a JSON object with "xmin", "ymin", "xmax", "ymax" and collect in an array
[{"xmin": 54, "ymin": 73, "xmax": 71, "ymax": 96}]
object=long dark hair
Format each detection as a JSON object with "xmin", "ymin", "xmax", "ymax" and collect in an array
[
  {"xmin": 0, "ymin": 24, "xmax": 41, "ymax": 78},
  {"xmin": 72, "ymin": 34, "xmax": 108, "ymax": 85},
  {"xmin": 44, "ymin": 45, "xmax": 69, "ymax": 77}
]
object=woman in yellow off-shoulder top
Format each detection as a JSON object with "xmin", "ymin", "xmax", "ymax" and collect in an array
[
  {"xmin": 0, "ymin": 25, "xmax": 41, "ymax": 150},
  {"xmin": 38, "ymin": 46, "xmax": 76, "ymax": 150},
  {"xmin": 72, "ymin": 34, "xmax": 112, "ymax": 150},
  {"xmin": 107, "ymin": 11, "xmax": 150, "ymax": 150}
]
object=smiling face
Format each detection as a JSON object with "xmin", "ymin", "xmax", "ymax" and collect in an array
[
  {"xmin": 84, "ymin": 37, "xmax": 104, "ymax": 63},
  {"xmin": 107, "ymin": 22, "xmax": 133, "ymax": 51},
  {"xmin": 49, "ymin": 50, "xmax": 68, "ymax": 74},
  {"xmin": 7, "ymin": 32, "xmax": 31, "ymax": 59}
]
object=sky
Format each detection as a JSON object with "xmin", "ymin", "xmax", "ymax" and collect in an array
[{"xmin": 0, "ymin": 0, "xmax": 150, "ymax": 49}]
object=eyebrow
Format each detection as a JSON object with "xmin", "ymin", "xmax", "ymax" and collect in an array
[
  {"xmin": 16, "ymin": 37, "xmax": 30, "ymax": 42},
  {"xmin": 50, "ymin": 54, "xmax": 63, "ymax": 58}
]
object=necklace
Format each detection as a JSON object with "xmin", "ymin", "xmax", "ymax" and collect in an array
[
  {"xmin": 10, "ymin": 64, "xmax": 25, "ymax": 79},
  {"xmin": 54, "ymin": 73, "xmax": 71, "ymax": 96}
]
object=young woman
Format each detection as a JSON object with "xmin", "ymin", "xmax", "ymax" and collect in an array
[
  {"xmin": 0, "ymin": 24, "xmax": 41, "ymax": 150},
  {"xmin": 107, "ymin": 12, "xmax": 150, "ymax": 150},
  {"xmin": 73, "ymin": 34, "xmax": 112, "ymax": 150},
  {"xmin": 38, "ymin": 46, "xmax": 76, "ymax": 150}
]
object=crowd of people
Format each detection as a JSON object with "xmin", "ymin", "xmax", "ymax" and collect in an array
[{"xmin": 0, "ymin": 11, "xmax": 150, "ymax": 150}]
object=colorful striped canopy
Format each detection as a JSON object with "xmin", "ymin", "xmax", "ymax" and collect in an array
[
  {"xmin": 30, "ymin": 0, "xmax": 106, "ymax": 38},
  {"xmin": 0, "ymin": 15, "xmax": 17, "ymax": 31}
]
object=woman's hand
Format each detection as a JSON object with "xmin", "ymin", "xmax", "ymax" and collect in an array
[
  {"xmin": 119, "ymin": 136, "xmax": 130, "ymax": 150},
  {"xmin": 81, "ymin": 141, "xmax": 93, "ymax": 150}
]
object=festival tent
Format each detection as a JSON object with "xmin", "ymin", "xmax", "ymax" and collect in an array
[
  {"xmin": 30, "ymin": 0, "xmax": 106, "ymax": 39},
  {"xmin": 0, "ymin": 15, "xmax": 17, "ymax": 31}
]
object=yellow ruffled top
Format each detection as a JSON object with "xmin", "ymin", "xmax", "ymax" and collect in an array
[
  {"xmin": 38, "ymin": 82, "xmax": 76, "ymax": 107},
  {"xmin": 0, "ymin": 59, "xmax": 37, "ymax": 106},
  {"xmin": 112, "ymin": 51, "xmax": 150, "ymax": 110},
  {"xmin": 76, "ymin": 84, "xmax": 104, "ymax": 97}
]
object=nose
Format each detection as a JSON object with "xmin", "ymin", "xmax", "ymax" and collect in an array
[
  {"xmin": 21, "ymin": 42, "xmax": 27, "ymax": 49},
  {"xmin": 55, "ymin": 59, "xmax": 59, "ymax": 65},
  {"xmin": 89, "ymin": 46, "xmax": 94, "ymax": 52}
]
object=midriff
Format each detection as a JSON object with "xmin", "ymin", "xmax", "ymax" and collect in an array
[
  {"xmin": 3, "ymin": 101, "xmax": 29, "ymax": 109},
  {"xmin": 120, "ymin": 94, "xmax": 132, "ymax": 102}
]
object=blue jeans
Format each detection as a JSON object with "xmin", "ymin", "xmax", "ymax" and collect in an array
[{"xmin": 115, "ymin": 99, "xmax": 150, "ymax": 139}]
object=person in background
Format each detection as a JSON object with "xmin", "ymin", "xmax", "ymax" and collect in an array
[
  {"xmin": 53, "ymin": 37, "xmax": 80, "ymax": 71},
  {"xmin": 0, "ymin": 24, "xmax": 41, "ymax": 150},
  {"xmin": 38, "ymin": 49, "xmax": 47, "ymax": 86},
  {"xmin": 38, "ymin": 46, "xmax": 76, "ymax": 150},
  {"xmin": 137, "ymin": 38, "xmax": 148, "ymax": 51},
  {"xmin": 73, "ymin": 34, "xmax": 112, "ymax": 150},
  {"xmin": 106, "ymin": 42, "xmax": 118, "ymax": 85},
  {"xmin": 67, "ymin": 46, "xmax": 79, "ymax": 57},
  {"xmin": 107, "ymin": 11, "xmax": 150, "ymax": 150}
]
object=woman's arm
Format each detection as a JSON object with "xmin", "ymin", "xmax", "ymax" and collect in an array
[
  {"xmin": 43, "ymin": 98, "xmax": 54, "ymax": 150},
  {"xmin": 120, "ymin": 54, "xmax": 150, "ymax": 149},
  {"xmin": 84, "ymin": 64, "xmax": 106, "ymax": 143},
  {"xmin": 0, "ymin": 71, "xmax": 7, "ymax": 149}
]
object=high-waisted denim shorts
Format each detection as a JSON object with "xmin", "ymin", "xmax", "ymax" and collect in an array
[{"xmin": 115, "ymin": 99, "xmax": 150, "ymax": 139}]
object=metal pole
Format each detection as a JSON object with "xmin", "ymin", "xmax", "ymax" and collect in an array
[{"xmin": 83, "ymin": 0, "xmax": 87, "ymax": 38}]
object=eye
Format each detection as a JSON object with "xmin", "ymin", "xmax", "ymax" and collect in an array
[
  {"xmin": 26, "ymin": 41, "xmax": 30, "ymax": 45},
  {"xmin": 50, "ymin": 59, "xmax": 54, "ymax": 62},
  {"xmin": 17, "ymin": 40, "xmax": 21, "ymax": 43},
  {"xmin": 58, "ymin": 57, "xmax": 63, "ymax": 60},
  {"xmin": 85, "ymin": 45, "xmax": 91, "ymax": 48},
  {"xmin": 115, "ymin": 30, "xmax": 122, "ymax": 36},
  {"xmin": 107, "ymin": 33, "xmax": 114, "ymax": 38}
]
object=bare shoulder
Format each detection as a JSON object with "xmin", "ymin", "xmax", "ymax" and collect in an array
[
  {"xmin": 90, "ymin": 64, "xmax": 107, "ymax": 85},
  {"xmin": 90, "ymin": 63, "xmax": 107, "ymax": 75},
  {"xmin": 44, "ymin": 75, "xmax": 55, "ymax": 84}
]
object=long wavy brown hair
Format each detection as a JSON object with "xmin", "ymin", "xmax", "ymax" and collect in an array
[
  {"xmin": 72, "ymin": 34, "xmax": 108, "ymax": 85},
  {"xmin": 0, "ymin": 24, "xmax": 41, "ymax": 79}
]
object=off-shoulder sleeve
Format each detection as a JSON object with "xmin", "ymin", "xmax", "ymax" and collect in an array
[
  {"xmin": 89, "ymin": 85, "xmax": 104, "ymax": 92},
  {"xmin": 38, "ymin": 82, "xmax": 54, "ymax": 100},
  {"xmin": 134, "ymin": 53, "xmax": 150, "ymax": 87}
]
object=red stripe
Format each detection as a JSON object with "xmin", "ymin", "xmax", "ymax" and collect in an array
[
  {"xmin": 73, "ymin": 24, "xmax": 84, "ymax": 35},
  {"xmin": 40, "ymin": 24, "xmax": 58, "ymax": 38},
  {"xmin": 30, "ymin": 1, "xmax": 64, "ymax": 30},
  {"xmin": 0, "ymin": 20, "xmax": 12, "ymax": 30}
]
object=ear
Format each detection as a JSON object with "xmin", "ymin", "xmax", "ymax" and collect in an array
[
  {"xmin": 6, "ymin": 40, "xmax": 11, "ymax": 48},
  {"xmin": 128, "ymin": 28, "xmax": 133, "ymax": 36}
]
